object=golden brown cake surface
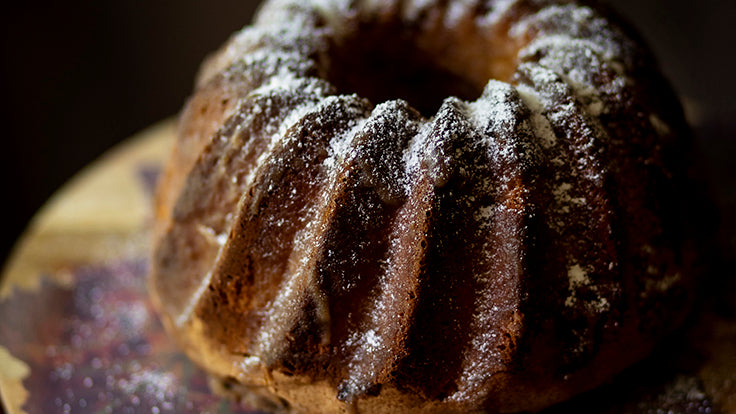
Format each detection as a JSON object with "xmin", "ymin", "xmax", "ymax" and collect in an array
[{"xmin": 150, "ymin": 0, "xmax": 696, "ymax": 412}]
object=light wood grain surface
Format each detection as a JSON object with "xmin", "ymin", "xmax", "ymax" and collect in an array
[{"xmin": 0, "ymin": 120, "xmax": 175, "ymax": 414}]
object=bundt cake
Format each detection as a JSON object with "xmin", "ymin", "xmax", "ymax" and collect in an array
[{"xmin": 150, "ymin": 0, "xmax": 696, "ymax": 412}]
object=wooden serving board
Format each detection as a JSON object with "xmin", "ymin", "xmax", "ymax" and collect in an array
[
  {"xmin": 0, "ymin": 121, "xmax": 260, "ymax": 414},
  {"xmin": 0, "ymin": 121, "xmax": 734, "ymax": 413}
]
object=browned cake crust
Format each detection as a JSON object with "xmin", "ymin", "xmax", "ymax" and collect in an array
[{"xmin": 150, "ymin": 0, "xmax": 696, "ymax": 412}]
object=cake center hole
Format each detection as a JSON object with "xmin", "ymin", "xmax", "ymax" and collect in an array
[{"xmin": 324, "ymin": 20, "xmax": 493, "ymax": 117}]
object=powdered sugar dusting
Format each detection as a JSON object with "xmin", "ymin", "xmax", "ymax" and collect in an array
[
  {"xmin": 512, "ymin": 4, "xmax": 634, "ymax": 65},
  {"xmin": 516, "ymin": 84, "xmax": 557, "ymax": 148},
  {"xmin": 444, "ymin": 0, "xmax": 470, "ymax": 28},
  {"xmin": 564, "ymin": 264, "xmax": 611, "ymax": 313},
  {"xmin": 476, "ymin": 0, "xmax": 519, "ymax": 28},
  {"xmin": 402, "ymin": 0, "xmax": 438, "ymax": 21}
]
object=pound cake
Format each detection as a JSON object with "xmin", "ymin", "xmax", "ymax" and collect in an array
[{"xmin": 150, "ymin": 0, "xmax": 696, "ymax": 412}]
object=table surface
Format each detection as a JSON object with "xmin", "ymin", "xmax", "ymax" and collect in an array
[{"xmin": 0, "ymin": 121, "xmax": 735, "ymax": 414}]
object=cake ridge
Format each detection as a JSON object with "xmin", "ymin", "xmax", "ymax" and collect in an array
[
  {"xmin": 194, "ymin": 95, "xmax": 371, "ymax": 356},
  {"xmin": 444, "ymin": 83, "xmax": 535, "ymax": 406},
  {"xmin": 246, "ymin": 96, "xmax": 374, "ymax": 367},
  {"xmin": 336, "ymin": 100, "xmax": 427, "ymax": 402},
  {"xmin": 513, "ymin": 62, "xmax": 625, "ymax": 371},
  {"xmin": 156, "ymin": 80, "xmax": 330, "ymax": 326}
]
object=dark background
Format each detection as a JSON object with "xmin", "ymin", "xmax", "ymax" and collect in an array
[{"xmin": 1, "ymin": 0, "xmax": 735, "ymax": 267}]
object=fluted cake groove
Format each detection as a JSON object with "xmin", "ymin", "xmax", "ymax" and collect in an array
[{"xmin": 151, "ymin": 0, "xmax": 695, "ymax": 412}]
